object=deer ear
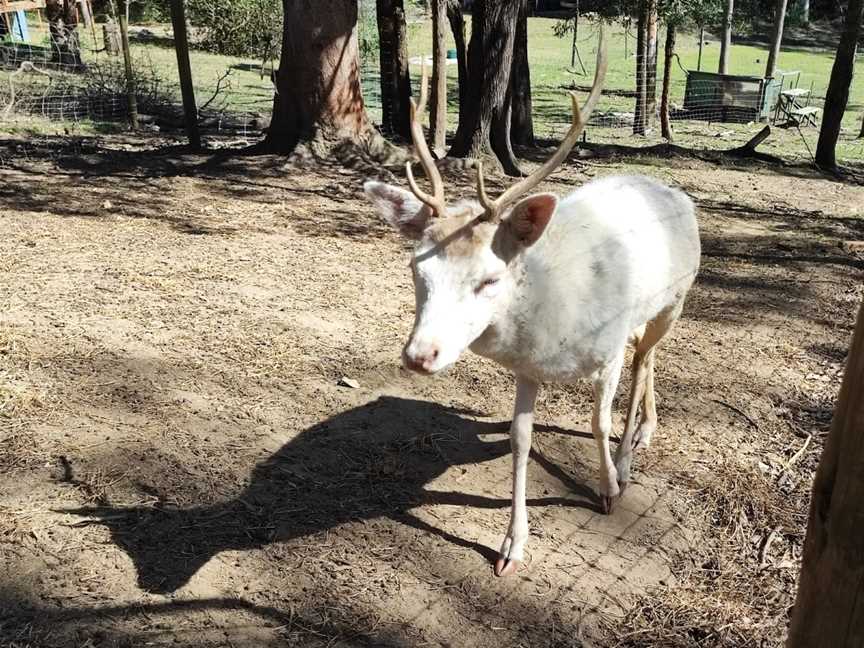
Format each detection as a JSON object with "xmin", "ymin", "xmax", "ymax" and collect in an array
[
  {"xmin": 506, "ymin": 193, "xmax": 558, "ymax": 247},
  {"xmin": 363, "ymin": 181, "xmax": 432, "ymax": 239}
]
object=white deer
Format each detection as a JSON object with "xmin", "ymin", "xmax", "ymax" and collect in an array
[{"xmin": 363, "ymin": 34, "xmax": 700, "ymax": 577}]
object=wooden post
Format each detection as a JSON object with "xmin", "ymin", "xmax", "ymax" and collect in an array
[
  {"xmin": 786, "ymin": 301, "xmax": 864, "ymax": 648},
  {"xmin": 169, "ymin": 0, "xmax": 200, "ymax": 149},
  {"xmin": 103, "ymin": 20, "xmax": 120, "ymax": 55},
  {"xmin": 118, "ymin": 4, "xmax": 138, "ymax": 128}
]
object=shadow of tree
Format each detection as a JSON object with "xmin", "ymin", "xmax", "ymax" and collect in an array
[{"xmin": 0, "ymin": 584, "xmax": 412, "ymax": 647}]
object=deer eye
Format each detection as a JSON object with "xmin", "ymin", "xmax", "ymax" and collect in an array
[{"xmin": 477, "ymin": 277, "xmax": 500, "ymax": 293}]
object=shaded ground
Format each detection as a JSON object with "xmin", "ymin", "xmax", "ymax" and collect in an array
[{"xmin": 0, "ymin": 134, "xmax": 862, "ymax": 647}]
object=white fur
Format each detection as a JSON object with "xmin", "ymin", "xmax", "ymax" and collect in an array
[{"xmin": 364, "ymin": 174, "xmax": 701, "ymax": 572}]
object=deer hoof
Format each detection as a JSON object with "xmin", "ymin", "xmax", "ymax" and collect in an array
[
  {"xmin": 601, "ymin": 495, "xmax": 616, "ymax": 515},
  {"xmin": 602, "ymin": 485, "xmax": 628, "ymax": 514},
  {"xmin": 494, "ymin": 557, "xmax": 520, "ymax": 577}
]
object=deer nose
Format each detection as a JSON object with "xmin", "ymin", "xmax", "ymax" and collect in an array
[{"xmin": 403, "ymin": 344, "xmax": 440, "ymax": 374}]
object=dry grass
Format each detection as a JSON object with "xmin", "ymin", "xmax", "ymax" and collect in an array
[{"xmin": 610, "ymin": 457, "xmax": 805, "ymax": 648}]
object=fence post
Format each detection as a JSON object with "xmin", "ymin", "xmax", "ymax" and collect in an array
[
  {"xmin": 169, "ymin": 0, "xmax": 200, "ymax": 149},
  {"xmin": 118, "ymin": 3, "xmax": 139, "ymax": 129}
]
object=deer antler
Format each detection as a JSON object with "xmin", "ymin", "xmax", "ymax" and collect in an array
[
  {"xmin": 476, "ymin": 27, "xmax": 608, "ymax": 222},
  {"xmin": 405, "ymin": 60, "xmax": 447, "ymax": 218}
]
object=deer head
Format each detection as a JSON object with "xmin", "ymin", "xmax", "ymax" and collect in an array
[{"xmin": 364, "ymin": 31, "xmax": 607, "ymax": 375}]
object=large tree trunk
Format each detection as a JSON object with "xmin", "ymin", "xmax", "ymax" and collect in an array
[
  {"xmin": 633, "ymin": 3, "xmax": 648, "ymax": 135},
  {"xmin": 719, "ymin": 0, "xmax": 733, "ymax": 74},
  {"xmin": 660, "ymin": 23, "xmax": 675, "ymax": 141},
  {"xmin": 45, "ymin": 0, "xmax": 84, "ymax": 68},
  {"xmin": 430, "ymin": 0, "xmax": 449, "ymax": 156},
  {"xmin": 645, "ymin": 0, "xmax": 658, "ymax": 129},
  {"xmin": 268, "ymin": 0, "xmax": 374, "ymax": 153},
  {"xmin": 510, "ymin": 0, "xmax": 534, "ymax": 147},
  {"xmin": 447, "ymin": 0, "xmax": 522, "ymax": 176},
  {"xmin": 814, "ymin": 0, "xmax": 864, "ymax": 170},
  {"xmin": 765, "ymin": 0, "xmax": 788, "ymax": 79},
  {"xmin": 446, "ymin": 0, "xmax": 469, "ymax": 127},
  {"xmin": 786, "ymin": 302, "xmax": 864, "ymax": 647},
  {"xmin": 376, "ymin": 0, "xmax": 412, "ymax": 140}
]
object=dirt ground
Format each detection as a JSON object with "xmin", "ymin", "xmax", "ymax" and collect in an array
[{"xmin": 0, "ymin": 135, "xmax": 862, "ymax": 648}]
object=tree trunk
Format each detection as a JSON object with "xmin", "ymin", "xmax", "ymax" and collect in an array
[
  {"xmin": 801, "ymin": 0, "xmax": 810, "ymax": 24},
  {"xmin": 510, "ymin": 0, "xmax": 534, "ymax": 147},
  {"xmin": 430, "ymin": 0, "xmax": 448, "ymax": 156},
  {"xmin": 814, "ymin": 0, "xmax": 864, "ymax": 170},
  {"xmin": 45, "ymin": 0, "xmax": 84, "ymax": 68},
  {"xmin": 376, "ymin": 0, "xmax": 412, "ymax": 140},
  {"xmin": 446, "ymin": 0, "xmax": 469, "ymax": 128},
  {"xmin": 786, "ymin": 302, "xmax": 864, "ymax": 648},
  {"xmin": 765, "ymin": 0, "xmax": 788, "ymax": 79},
  {"xmin": 268, "ymin": 0, "xmax": 374, "ymax": 154},
  {"xmin": 447, "ymin": 0, "xmax": 522, "ymax": 176},
  {"xmin": 645, "ymin": 0, "xmax": 658, "ymax": 129},
  {"xmin": 660, "ymin": 23, "xmax": 675, "ymax": 141},
  {"xmin": 633, "ymin": 2, "xmax": 648, "ymax": 135},
  {"xmin": 859, "ymin": 111, "xmax": 864, "ymax": 138},
  {"xmin": 719, "ymin": 0, "xmax": 733, "ymax": 74}
]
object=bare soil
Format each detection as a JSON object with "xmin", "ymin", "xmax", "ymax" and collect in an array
[{"xmin": 0, "ymin": 135, "xmax": 862, "ymax": 648}]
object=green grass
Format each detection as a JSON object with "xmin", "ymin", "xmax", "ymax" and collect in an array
[
  {"xmin": 5, "ymin": 14, "xmax": 862, "ymax": 162},
  {"xmin": 400, "ymin": 16, "xmax": 863, "ymax": 162}
]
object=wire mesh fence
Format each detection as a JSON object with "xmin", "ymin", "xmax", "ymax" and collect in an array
[
  {"xmin": 0, "ymin": 17, "xmax": 274, "ymax": 138},
  {"xmin": 1, "ymin": 7, "xmax": 862, "ymax": 164}
]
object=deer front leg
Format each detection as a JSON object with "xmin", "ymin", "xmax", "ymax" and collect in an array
[
  {"xmin": 495, "ymin": 377, "xmax": 538, "ymax": 577},
  {"xmin": 592, "ymin": 351, "xmax": 625, "ymax": 514}
]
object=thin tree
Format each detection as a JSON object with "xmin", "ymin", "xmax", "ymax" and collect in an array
[
  {"xmin": 697, "ymin": 24, "xmax": 704, "ymax": 70},
  {"xmin": 660, "ymin": 22, "xmax": 676, "ymax": 141},
  {"xmin": 376, "ymin": 0, "xmax": 412, "ymax": 140},
  {"xmin": 786, "ymin": 302, "xmax": 864, "ymax": 647},
  {"xmin": 268, "ymin": 0, "xmax": 376, "ymax": 154},
  {"xmin": 860, "ymin": 111, "xmax": 864, "ymax": 138},
  {"xmin": 430, "ymin": 0, "xmax": 449, "ymax": 156},
  {"xmin": 511, "ymin": 0, "xmax": 534, "ymax": 147},
  {"xmin": 764, "ymin": 0, "xmax": 789, "ymax": 79},
  {"xmin": 718, "ymin": 0, "xmax": 733, "ymax": 74},
  {"xmin": 814, "ymin": 0, "xmax": 864, "ymax": 170},
  {"xmin": 447, "ymin": 0, "xmax": 523, "ymax": 175}
]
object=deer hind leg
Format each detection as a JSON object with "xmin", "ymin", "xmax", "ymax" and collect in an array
[
  {"xmin": 634, "ymin": 350, "xmax": 657, "ymax": 450},
  {"xmin": 613, "ymin": 304, "xmax": 682, "ymax": 492}
]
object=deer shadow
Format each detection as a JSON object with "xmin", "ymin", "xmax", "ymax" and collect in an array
[{"xmin": 64, "ymin": 396, "xmax": 600, "ymax": 594}]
